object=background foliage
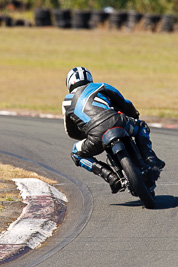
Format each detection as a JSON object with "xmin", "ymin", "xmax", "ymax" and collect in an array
[
  {"xmin": 61, "ymin": 0, "xmax": 178, "ymax": 14},
  {"xmin": 0, "ymin": 0, "xmax": 178, "ymax": 14}
]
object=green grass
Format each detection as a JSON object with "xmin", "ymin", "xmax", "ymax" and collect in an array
[{"xmin": 0, "ymin": 27, "xmax": 178, "ymax": 118}]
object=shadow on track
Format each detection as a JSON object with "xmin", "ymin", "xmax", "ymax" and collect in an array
[
  {"xmin": 154, "ymin": 195, "xmax": 178, "ymax": 209},
  {"xmin": 110, "ymin": 195, "xmax": 178, "ymax": 210}
]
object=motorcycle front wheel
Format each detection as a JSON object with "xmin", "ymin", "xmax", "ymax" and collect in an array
[{"xmin": 117, "ymin": 150, "xmax": 155, "ymax": 209}]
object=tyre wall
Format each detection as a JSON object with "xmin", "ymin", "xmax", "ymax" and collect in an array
[{"xmin": 0, "ymin": 9, "xmax": 177, "ymax": 33}]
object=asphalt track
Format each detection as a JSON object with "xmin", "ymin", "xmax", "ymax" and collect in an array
[{"xmin": 0, "ymin": 115, "xmax": 178, "ymax": 267}]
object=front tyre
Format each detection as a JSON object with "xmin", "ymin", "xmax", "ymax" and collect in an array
[{"xmin": 117, "ymin": 150, "xmax": 155, "ymax": 209}]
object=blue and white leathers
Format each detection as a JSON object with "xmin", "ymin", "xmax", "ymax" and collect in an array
[
  {"xmin": 62, "ymin": 82, "xmax": 139, "ymax": 138},
  {"xmin": 62, "ymin": 82, "xmax": 151, "ymax": 172}
]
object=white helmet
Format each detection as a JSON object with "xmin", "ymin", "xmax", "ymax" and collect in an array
[{"xmin": 66, "ymin": 67, "xmax": 93, "ymax": 93}]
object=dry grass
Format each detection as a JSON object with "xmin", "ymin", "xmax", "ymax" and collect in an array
[
  {"xmin": 0, "ymin": 162, "xmax": 57, "ymax": 202},
  {"xmin": 0, "ymin": 162, "xmax": 57, "ymax": 185},
  {"xmin": 0, "ymin": 162, "xmax": 56, "ymax": 209},
  {"xmin": 0, "ymin": 28, "xmax": 178, "ymax": 117}
]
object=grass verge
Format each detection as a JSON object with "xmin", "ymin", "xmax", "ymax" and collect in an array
[
  {"xmin": 0, "ymin": 162, "xmax": 57, "ymax": 204},
  {"xmin": 0, "ymin": 28, "xmax": 178, "ymax": 118}
]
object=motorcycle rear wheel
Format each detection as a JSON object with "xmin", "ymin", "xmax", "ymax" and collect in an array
[{"xmin": 117, "ymin": 150, "xmax": 155, "ymax": 209}]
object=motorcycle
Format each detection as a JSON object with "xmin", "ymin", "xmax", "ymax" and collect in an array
[{"xmin": 102, "ymin": 126, "xmax": 156, "ymax": 209}]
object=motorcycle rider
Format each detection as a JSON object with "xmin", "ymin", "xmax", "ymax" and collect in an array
[{"xmin": 62, "ymin": 67, "xmax": 165, "ymax": 194}]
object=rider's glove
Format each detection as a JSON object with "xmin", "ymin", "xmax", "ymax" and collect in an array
[{"xmin": 135, "ymin": 110, "xmax": 140, "ymax": 119}]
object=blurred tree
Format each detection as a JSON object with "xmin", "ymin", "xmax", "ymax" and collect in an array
[
  {"xmin": 0, "ymin": 0, "xmax": 177, "ymax": 14},
  {"xmin": 59, "ymin": 0, "xmax": 93, "ymax": 9},
  {"xmin": 23, "ymin": 0, "xmax": 60, "ymax": 8},
  {"xmin": 173, "ymin": 0, "xmax": 178, "ymax": 13},
  {"xmin": 59, "ymin": 0, "xmax": 129, "ymax": 9},
  {"xmin": 126, "ymin": 0, "xmax": 175, "ymax": 14},
  {"xmin": 0, "ymin": 0, "xmax": 8, "ymax": 8},
  {"xmin": 59, "ymin": 0, "xmax": 177, "ymax": 14}
]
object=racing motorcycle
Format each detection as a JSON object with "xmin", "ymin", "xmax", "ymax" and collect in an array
[{"xmin": 102, "ymin": 127, "xmax": 156, "ymax": 209}]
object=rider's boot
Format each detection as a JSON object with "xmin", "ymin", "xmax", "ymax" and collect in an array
[
  {"xmin": 92, "ymin": 161, "xmax": 126, "ymax": 194},
  {"xmin": 136, "ymin": 136, "xmax": 165, "ymax": 170}
]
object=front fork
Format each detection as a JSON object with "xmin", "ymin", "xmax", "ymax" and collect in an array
[
  {"xmin": 121, "ymin": 139, "xmax": 156, "ymax": 189},
  {"xmin": 128, "ymin": 138, "xmax": 148, "ymax": 173}
]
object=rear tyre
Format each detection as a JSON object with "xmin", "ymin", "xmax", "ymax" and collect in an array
[{"xmin": 117, "ymin": 150, "xmax": 155, "ymax": 209}]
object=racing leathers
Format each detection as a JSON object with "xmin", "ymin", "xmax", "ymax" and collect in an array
[{"xmin": 62, "ymin": 82, "xmax": 164, "ymax": 193}]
